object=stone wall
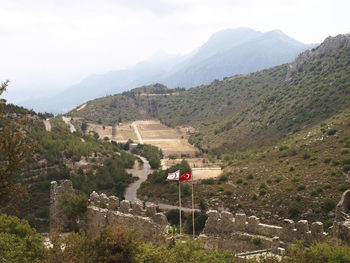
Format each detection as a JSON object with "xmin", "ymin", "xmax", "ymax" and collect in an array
[
  {"xmin": 80, "ymin": 191, "xmax": 169, "ymax": 244},
  {"xmin": 199, "ymin": 210, "xmax": 327, "ymax": 253},
  {"xmin": 333, "ymin": 190, "xmax": 350, "ymax": 243},
  {"xmin": 50, "ymin": 180, "xmax": 169, "ymax": 244},
  {"xmin": 50, "ymin": 180, "xmax": 74, "ymax": 232}
]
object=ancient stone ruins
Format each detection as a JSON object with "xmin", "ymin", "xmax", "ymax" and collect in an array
[
  {"xmin": 50, "ymin": 180, "xmax": 169, "ymax": 244},
  {"xmin": 50, "ymin": 180, "xmax": 350, "ymax": 254}
]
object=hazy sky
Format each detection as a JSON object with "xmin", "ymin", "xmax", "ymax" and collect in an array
[{"xmin": 1, "ymin": 0, "xmax": 349, "ymax": 103}]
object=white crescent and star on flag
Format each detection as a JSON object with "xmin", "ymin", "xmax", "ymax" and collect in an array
[{"xmin": 167, "ymin": 170, "xmax": 180, "ymax": 180}]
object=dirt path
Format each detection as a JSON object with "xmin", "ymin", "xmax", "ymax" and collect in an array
[
  {"xmin": 62, "ymin": 116, "xmax": 76, "ymax": 133},
  {"xmin": 43, "ymin": 119, "xmax": 51, "ymax": 131},
  {"xmin": 131, "ymin": 122, "xmax": 143, "ymax": 144},
  {"xmin": 124, "ymin": 157, "xmax": 197, "ymax": 212},
  {"xmin": 76, "ymin": 103, "xmax": 86, "ymax": 111}
]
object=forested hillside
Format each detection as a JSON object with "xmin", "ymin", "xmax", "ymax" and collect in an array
[
  {"xmin": 2, "ymin": 105, "xmax": 137, "ymax": 231},
  {"xmin": 71, "ymin": 34, "xmax": 350, "ymax": 155}
]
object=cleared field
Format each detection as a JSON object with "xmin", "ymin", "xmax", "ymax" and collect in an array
[
  {"xmin": 162, "ymin": 158, "xmax": 219, "ymax": 169},
  {"xmin": 149, "ymin": 140, "xmax": 196, "ymax": 156},
  {"xmin": 161, "ymin": 158, "xmax": 222, "ymax": 180},
  {"xmin": 86, "ymin": 123, "xmax": 138, "ymax": 141},
  {"xmin": 85, "ymin": 119, "xmax": 197, "ymax": 157},
  {"xmin": 116, "ymin": 123, "xmax": 138, "ymax": 141},
  {"xmin": 192, "ymin": 169, "xmax": 222, "ymax": 180}
]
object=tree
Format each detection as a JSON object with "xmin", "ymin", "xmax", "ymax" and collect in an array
[
  {"xmin": 59, "ymin": 191, "xmax": 88, "ymax": 231},
  {"xmin": 0, "ymin": 213, "xmax": 45, "ymax": 262},
  {"xmin": 0, "ymin": 81, "xmax": 34, "ymax": 207}
]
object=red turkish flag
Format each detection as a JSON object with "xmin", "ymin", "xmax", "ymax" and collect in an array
[{"xmin": 179, "ymin": 171, "xmax": 192, "ymax": 181}]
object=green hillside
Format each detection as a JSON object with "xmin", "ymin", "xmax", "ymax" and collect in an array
[
  {"xmin": 71, "ymin": 34, "xmax": 350, "ymax": 156},
  {"xmin": 2, "ymin": 104, "xmax": 137, "ymax": 231},
  {"xmin": 69, "ymin": 34, "xmax": 350, "ymax": 226},
  {"xmin": 138, "ymin": 108, "xmax": 350, "ymax": 226}
]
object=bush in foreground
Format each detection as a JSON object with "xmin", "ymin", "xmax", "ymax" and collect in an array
[{"xmin": 0, "ymin": 213, "xmax": 45, "ymax": 263}]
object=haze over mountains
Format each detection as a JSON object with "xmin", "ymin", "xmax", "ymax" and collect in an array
[{"xmin": 22, "ymin": 27, "xmax": 315, "ymax": 114}]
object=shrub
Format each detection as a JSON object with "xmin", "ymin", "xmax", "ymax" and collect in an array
[
  {"xmin": 246, "ymin": 174, "xmax": 254, "ymax": 180},
  {"xmin": 324, "ymin": 183, "xmax": 332, "ymax": 189},
  {"xmin": 338, "ymin": 184, "xmax": 348, "ymax": 192},
  {"xmin": 303, "ymin": 153, "xmax": 311, "ymax": 159},
  {"xmin": 185, "ymin": 212, "xmax": 208, "ymax": 235},
  {"xmin": 219, "ymin": 174, "xmax": 229, "ymax": 182},
  {"xmin": 251, "ymin": 236, "xmax": 261, "ymax": 245},
  {"xmin": 289, "ymin": 148, "xmax": 298, "ymax": 156},
  {"xmin": 289, "ymin": 166, "xmax": 295, "ymax": 171},
  {"xmin": 322, "ymin": 199, "xmax": 336, "ymax": 212},
  {"xmin": 259, "ymin": 188, "xmax": 267, "ymax": 196},
  {"xmin": 341, "ymin": 148, "xmax": 350, "ymax": 155},
  {"xmin": 168, "ymin": 154, "xmax": 178, "ymax": 160},
  {"xmin": 279, "ymin": 145, "xmax": 289, "ymax": 151},
  {"xmin": 344, "ymin": 164, "xmax": 350, "ymax": 172},
  {"xmin": 331, "ymin": 159, "xmax": 340, "ymax": 166},
  {"xmin": 202, "ymin": 178, "xmax": 215, "ymax": 185},
  {"xmin": 327, "ymin": 129, "xmax": 337, "ymax": 136},
  {"xmin": 166, "ymin": 209, "xmax": 185, "ymax": 226},
  {"xmin": 295, "ymin": 194, "xmax": 302, "ymax": 201},
  {"xmin": 0, "ymin": 214, "xmax": 45, "ymax": 262},
  {"xmin": 324, "ymin": 221, "xmax": 333, "ymax": 232},
  {"xmin": 288, "ymin": 239, "xmax": 350, "ymax": 263},
  {"xmin": 342, "ymin": 158, "xmax": 350, "ymax": 165},
  {"xmin": 236, "ymin": 178, "xmax": 243, "ymax": 184},
  {"xmin": 59, "ymin": 191, "xmax": 88, "ymax": 230},
  {"xmin": 288, "ymin": 202, "xmax": 300, "ymax": 217},
  {"xmin": 274, "ymin": 176, "xmax": 282, "ymax": 183},
  {"xmin": 259, "ymin": 183, "xmax": 267, "ymax": 189},
  {"xmin": 252, "ymin": 193, "xmax": 258, "ymax": 200},
  {"xmin": 324, "ymin": 157, "xmax": 332, "ymax": 163}
]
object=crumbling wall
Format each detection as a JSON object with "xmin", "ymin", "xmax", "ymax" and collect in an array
[
  {"xmin": 199, "ymin": 210, "xmax": 327, "ymax": 253},
  {"xmin": 333, "ymin": 190, "xmax": 350, "ymax": 243},
  {"xmin": 50, "ymin": 180, "xmax": 74, "ymax": 232},
  {"xmin": 81, "ymin": 191, "xmax": 169, "ymax": 244},
  {"xmin": 50, "ymin": 180, "xmax": 169, "ymax": 244}
]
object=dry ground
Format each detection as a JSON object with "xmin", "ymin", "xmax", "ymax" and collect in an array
[
  {"xmin": 161, "ymin": 158, "xmax": 222, "ymax": 180},
  {"xmin": 85, "ymin": 120, "xmax": 197, "ymax": 157}
]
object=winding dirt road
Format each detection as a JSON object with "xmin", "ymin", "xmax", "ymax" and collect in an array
[{"xmin": 124, "ymin": 157, "xmax": 197, "ymax": 212}]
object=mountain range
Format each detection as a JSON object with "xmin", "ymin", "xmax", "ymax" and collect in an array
[
  {"xmin": 70, "ymin": 33, "xmax": 350, "ymax": 153},
  {"xmin": 21, "ymin": 27, "xmax": 315, "ymax": 114}
]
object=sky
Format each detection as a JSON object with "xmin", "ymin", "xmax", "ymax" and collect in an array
[{"xmin": 1, "ymin": 0, "xmax": 349, "ymax": 103}]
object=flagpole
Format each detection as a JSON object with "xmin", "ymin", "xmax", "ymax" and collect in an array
[
  {"xmin": 179, "ymin": 180, "xmax": 182, "ymax": 235},
  {"xmin": 191, "ymin": 172, "xmax": 195, "ymax": 238}
]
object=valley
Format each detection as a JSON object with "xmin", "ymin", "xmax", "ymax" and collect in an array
[{"xmin": 2, "ymin": 33, "xmax": 350, "ymax": 262}]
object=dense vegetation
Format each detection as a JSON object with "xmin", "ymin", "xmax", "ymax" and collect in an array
[
  {"xmin": 3, "ymin": 213, "xmax": 350, "ymax": 263},
  {"xmin": 131, "ymin": 144, "xmax": 163, "ymax": 169},
  {"xmin": 138, "ymin": 160, "xmax": 191, "ymax": 202},
  {"xmin": 1, "ymin": 103, "xmax": 137, "ymax": 231}
]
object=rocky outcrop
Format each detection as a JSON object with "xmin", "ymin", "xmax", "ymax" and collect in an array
[
  {"xmin": 199, "ymin": 210, "xmax": 327, "ymax": 254},
  {"xmin": 286, "ymin": 34, "xmax": 350, "ymax": 80}
]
